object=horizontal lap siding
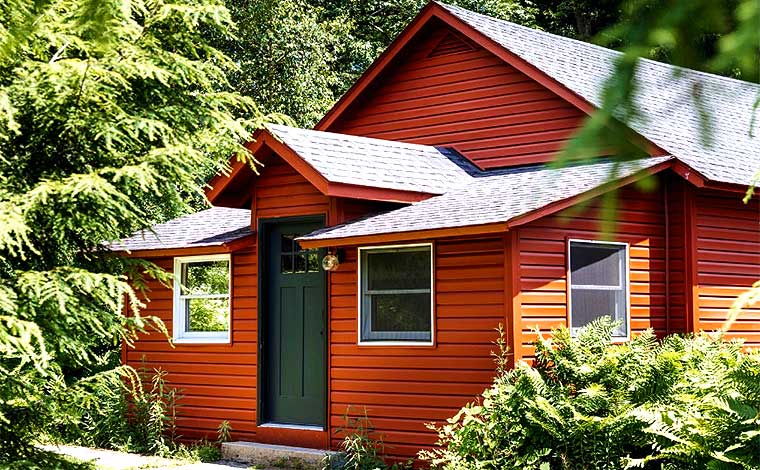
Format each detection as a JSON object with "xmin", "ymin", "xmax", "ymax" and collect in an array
[
  {"xmin": 329, "ymin": 21, "xmax": 596, "ymax": 169},
  {"xmin": 695, "ymin": 190, "xmax": 760, "ymax": 344},
  {"xmin": 329, "ymin": 238, "xmax": 505, "ymax": 459},
  {"xmin": 340, "ymin": 198, "xmax": 401, "ymax": 224},
  {"xmin": 127, "ymin": 157, "xmax": 330, "ymax": 443},
  {"xmin": 518, "ymin": 186, "xmax": 666, "ymax": 359},
  {"xmin": 254, "ymin": 158, "xmax": 329, "ymax": 221},
  {"xmin": 126, "ymin": 249, "xmax": 259, "ymax": 440},
  {"xmin": 666, "ymin": 177, "xmax": 688, "ymax": 334}
]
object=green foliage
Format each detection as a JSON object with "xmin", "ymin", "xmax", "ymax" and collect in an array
[
  {"xmin": 423, "ymin": 318, "xmax": 760, "ymax": 470},
  {"xmin": 212, "ymin": 0, "xmax": 353, "ymax": 128},
  {"xmin": 215, "ymin": 0, "xmax": 540, "ymax": 126},
  {"xmin": 190, "ymin": 441, "xmax": 223, "ymax": 463},
  {"xmin": 53, "ymin": 362, "xmax": 227, "ymax": 463},
  {"xmin": 529, "ymin": 0, "xmax": 623, "ymax": 40},
  {"xmin": 217, "ymin": 419, "xmax": 232, "ymax": 444},
  {"xmin": 309, "ymin": 0, "xmax": 538, "ymax": 71},
  {"xmin": 0, "ymin": 0, "xmax": 278, "ymax": 464},
  {"xmin": 324, "ymin": 412, "xmax": 412, "ymax": 470},
  {"xmin": 57, "ymin": 363, "xmax": 181, "ymax": 456}
]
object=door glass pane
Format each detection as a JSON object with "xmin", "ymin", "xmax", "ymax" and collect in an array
[
  {"xmin": 183, "ymin": 260, "xmax": 229, "ymax": 295},
  {"xmin": 571, "ymin": 288, "xmax": 626, "ymax": 336},
  {"xmin": 295, "ymin": 252, "xmax": 307, "ymax": 273},
  {"xmin": 280, "ymin": 234, "xmax": 294, "ymax": 253},
  {"xmin": 366, "ymin": 249, "xmax": 431, "ymax": 290},
  {"xmin": 307, "ymin": 251, "xmax": 320, "ymax": 272},
  {"xmin": 185, "ymin": 297, "xmax": 230, "ymax": 332},
  {"xmin": 570, "ymin": 243, "xmax": 623, "ymax": 286},
  {"xmin": 281, "ymin": 253, "xmax": 293, "ymax": 274}
]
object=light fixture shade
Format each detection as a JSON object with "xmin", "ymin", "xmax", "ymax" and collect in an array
[{"xmin": 322, "ymin": 253, "xmax": 340, "ymax": 271}]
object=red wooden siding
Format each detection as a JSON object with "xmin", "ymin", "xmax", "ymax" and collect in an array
[
  {"xmin": 127, "ymin": 142, "xmax": 760, "ymax": 463},
  {"xmin": 328, "ymin": 20, "xmax": 596, "ymax": 169},
  {"xmin": 253, "ymin": 156, "xmax": 329, "ymax": 221},
  {"xmin": 428, "ymin": 31, "xmax": 476, "ymax": 57},
  {"xmin": 516, "ymin": 183, "xmax": 668, "ymax": 359},
  {"xmin": 127, "ymin": 248, "xmax": 259, "ymax": 441},
  {"xmin": 664, "ymin": 177, "xmax": 689, "ymax": 334},
  {"xmin": 127, "ymin": 155, "xmax": 332, "ymax": 445},
  {"xmin": 329, "ymin": 238, "xmax": 505, "ymax": 459},
  {"xmin": 695, "ymin": 189, "xmax": 760, "ymax": 344}
]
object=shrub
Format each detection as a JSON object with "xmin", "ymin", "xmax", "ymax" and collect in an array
[
  {"xmin": 54, "ymin": 360, "xmax": 181, "ymax": 456},
  {"xmin": 422, "ymin": 318, "xmax": 760, "ymax": 470},
  {"xmin": 324, "ymin": 412, "xmax": 412, "ymax": 470}
]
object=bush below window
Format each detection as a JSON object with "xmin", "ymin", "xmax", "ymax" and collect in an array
[{"xmin": 422, "ymin": 318, "xmax": 760, "ymax": 470}]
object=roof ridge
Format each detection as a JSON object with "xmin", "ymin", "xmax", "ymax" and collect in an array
[
  {"xmin": 264, "ymin": 123, "xmax": 476, "ymax": 197},
  {"xmin": 267, "ymin": 122, "xmax": 445, "ymax": 151},
  {"xmin": 435, "ymin": 1, "xmax": 759, "ymax": 89},
  {"xmin": 473, "ymin": 155, "xmax": 673, "ymax": 181},
  {"xmin": 152, "ymin": 207, "xmax": 247, "ymax": 227}
]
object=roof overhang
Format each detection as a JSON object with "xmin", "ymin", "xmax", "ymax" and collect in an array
[
  {"xmin": 315, "ymin": 1, "xmax": 666, "ymax": 158},
  {"xmin": 206, "ymin": 128, "xmax": 434, "ymax": 205},
  {"xmin": 298, "ymin": 158, "xmax": 680, "ymax": 248},
  {"xmin": 114, "ymin": 232, "xmax": 257, "ymax": 259}
]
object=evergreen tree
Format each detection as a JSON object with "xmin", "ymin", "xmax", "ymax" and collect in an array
[{"xmin": 0, "ymin": 0, "xmax": 277, "ymax": 465}]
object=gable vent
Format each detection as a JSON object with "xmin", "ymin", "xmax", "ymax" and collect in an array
[{"xmin": 427, "ymin": 32, "xmax": 476, "ymax": 57}]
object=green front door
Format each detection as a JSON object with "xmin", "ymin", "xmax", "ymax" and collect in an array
[{"xmin": 262, "ymin": 219, "xmax": 326, "ymax": 427}]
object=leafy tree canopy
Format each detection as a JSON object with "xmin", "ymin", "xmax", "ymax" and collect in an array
[
  {"xmin": 0, "ymin": 0, "xmax": 276, "ymax": 465},
  {"xmin": 214, "ymin": 0, "xmax": 540, "ymax": 126}
]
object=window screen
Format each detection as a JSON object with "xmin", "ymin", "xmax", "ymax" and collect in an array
[
  {"xmin": 569, "ymin": 241, "xmax": 628, "ymax": 338},
  {"xmin": 360, "ymin": 246, "xmax": 432, "ymax": 342}
]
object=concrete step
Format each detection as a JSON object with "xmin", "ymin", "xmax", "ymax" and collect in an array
[{"xmin": 221, "ymin": 441, "xmax": 338, "ymax": 469}]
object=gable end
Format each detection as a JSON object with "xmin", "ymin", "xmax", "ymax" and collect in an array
[
  {"xmin": 326, "ymin": 19, "xmax": 597, "ymax": 169},
  {"xmin": 427, "ymin": 31, "xmax": 476, "ymax": 57},
  {"xmin": 318, "ymin": 3, "xmax": 664, "ymax": 170}
]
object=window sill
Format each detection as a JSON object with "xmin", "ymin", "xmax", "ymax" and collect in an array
[
  {"xmin": 357, "ymin": 340, "xmax": 435, "ymax": 347},
  {"xmin": 173, "ymin": 336, "xmax": 231, "ymax": 345}
]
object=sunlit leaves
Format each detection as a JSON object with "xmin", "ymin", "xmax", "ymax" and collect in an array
[
  {"xmin": 0, "ymin": 0, "xmax": 271, "ymax": 462},
  {"xmin": 424, "ymin": 320, "xmax": 760, "ymax": 469}
]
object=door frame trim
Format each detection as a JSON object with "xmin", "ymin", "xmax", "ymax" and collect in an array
[{"xmin": 256, "ymin": 215, "xmax": 327, "ymax": 427}]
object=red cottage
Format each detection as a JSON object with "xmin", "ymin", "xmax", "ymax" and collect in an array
[{"xmin": 112, "ymin": 1, "xmax": 760, "ymax": 461}]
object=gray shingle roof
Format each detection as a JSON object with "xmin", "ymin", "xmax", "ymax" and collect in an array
[
  {"xmin": 439, "ymin": 2, "xmax": 760, "ymax": 186},
  {"xmin": 267, "ymin": 125, "xmax": 477, "ymax": 194},
  {"xmin": 268, "ymin": 124, "xmax": 476, "ymax": 194},
  {"xmin": 300, "ymin": 157, "xmax": 673, "ymax": 243},
  {"xmin": 110, "ymin": 207, "xmax": 252, "ymax": 252}
]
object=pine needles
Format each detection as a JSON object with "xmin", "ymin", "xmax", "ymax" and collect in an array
[{"xmin": 0, "ymin": 0, "xmax": 279, "ymax": 464}]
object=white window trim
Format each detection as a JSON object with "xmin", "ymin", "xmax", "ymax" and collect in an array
[
  {"xmin": 357, "ymin": 243, "xmax": 434, "ymax": 346},
  {"xmin": 173, "ymin": 253, "xmax": 232, "ymax": 344},
  {"xmin": 567, "ymin": 239, "xmax": 630, "ymax": 341}
]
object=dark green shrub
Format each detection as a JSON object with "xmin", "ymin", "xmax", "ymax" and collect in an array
[{"xmin": 422, "ymin": 318, "xmax": 760, "ymax": 470}]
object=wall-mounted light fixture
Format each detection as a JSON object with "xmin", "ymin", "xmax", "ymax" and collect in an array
[{"xmin": 322, "ymin": 249, "xmax": 345, "ymax": 271}]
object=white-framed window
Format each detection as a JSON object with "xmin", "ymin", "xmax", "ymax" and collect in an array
[
  {"xmin": 568, "ymin": 239, "xmax": 630, "ymax": 340},
  {"xmin": 173, "ymin": 254, "xmax": 231, "ymax": 343},
  {"xmin": 358, "ymin": 244, "xmax": 434, "ymax": 345}
]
